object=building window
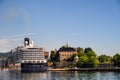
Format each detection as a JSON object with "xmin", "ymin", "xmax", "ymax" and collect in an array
[{"xmin": 37, "ymin": 61, "xmax": 40, "ymax": 63}]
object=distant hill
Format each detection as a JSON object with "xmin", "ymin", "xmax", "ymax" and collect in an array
[{"xmin": 0, "ymin": 52, "xmax": 11, "ymax": 57}]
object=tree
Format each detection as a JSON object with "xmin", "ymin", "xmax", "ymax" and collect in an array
[
  {"xmin": 84, "ymin": 47, "xmax": 96, "ymax": 57},
  {"xmin": 77, "ymin": 55, "xmax": 88, "ymax": 68},
  {"xmin": 77, "ymin": 48, "xmax": 99, "ymax": 68},
  {"xmin": 78, "ymin": 52, "xmax": 86, "ymax": 57},
  {"xmin": 98, "ymin": 55, "xmax": 111, "ymax": 63},
  {"xmin": 70, "ymin": 54, "xmax": 77, "ymax": 62},
  {"xmin": 50, "ymin": 51, "xmax": 56, "ymax": 61},
  {"xmin": 88, "ymin": 56, "xmax": 99, "ymax": 67},
  {"xmin": 77, "ymin": 47, "xmax": 84, "ymax": 54},
  {"xmin": 112, "ymin": 53, "xmax": 120, "ymax": 67},
  {"xmin": 77, "ymin": 47, "xmax": 84, "ymax": 57}
]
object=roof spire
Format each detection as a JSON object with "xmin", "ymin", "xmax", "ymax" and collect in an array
[{"xmin": 66, "ymin": 42, "xmax": 68, "ymax": 47}]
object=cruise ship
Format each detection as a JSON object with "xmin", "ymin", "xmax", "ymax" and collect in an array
[{"xmin": 20, "ymin": 38, "xmax": 48, "ymax": 72}]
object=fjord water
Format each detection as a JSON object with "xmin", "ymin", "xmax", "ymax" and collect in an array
[{"xmin": 0, "ymin": 70, "xmax": 120, "ymax": 80}]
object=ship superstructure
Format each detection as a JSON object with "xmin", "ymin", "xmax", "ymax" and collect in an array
[{"xmin": 20, "ymin": 37, "xmax": 47, "ymax": 72}]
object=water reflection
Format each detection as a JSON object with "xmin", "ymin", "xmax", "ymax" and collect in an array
[
  {"xmin": 49, "ymin": 71, "xmax": 76, "ymax": 80},
  {"xmin": 22, "ymin": 72, "xmax": 47, "ymax": 80},
  {"xmin": 0, "ymin": 70, "xmax": 120, "ymax": 80}
]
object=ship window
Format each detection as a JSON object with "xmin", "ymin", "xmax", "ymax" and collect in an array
[
  {"xmin": 37, "ymin": 61, "xmax": 40, "ymax": 63},
  {"xmin": 28, "ymin": 61, "xmax": 31, "ymax": 63},
  {"xmin": 24, "ymin": 61, "xmax": 27, "ymax": 63},
  {"xmin": 41, "ymin": 61, "xmax": 44, "ymax": 63}
]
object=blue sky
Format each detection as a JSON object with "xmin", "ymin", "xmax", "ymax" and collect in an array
[{"xmin": 0, "ymin": 0, "xmax": 120, "ymax": 56}]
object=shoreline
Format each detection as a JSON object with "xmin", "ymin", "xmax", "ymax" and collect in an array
[
  {"xmin": 1, "ymin": 67, "xmax": 120, "ymax": 72},
  {"xmin": 47, "ymin": 68, "xmax": 120, "ymax": 71}
]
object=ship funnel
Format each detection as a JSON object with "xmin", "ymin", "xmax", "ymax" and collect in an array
[{"xmin": 24, "ymin": 37, "xmax": 30, "ymax": 47}]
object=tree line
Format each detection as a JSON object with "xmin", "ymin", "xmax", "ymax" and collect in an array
[{"xmin": 50, "ymin": 47, "xmax": 120, "ymax": 68}]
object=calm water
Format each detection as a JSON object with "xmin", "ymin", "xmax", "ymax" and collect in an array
[{"xmin": 0, "ymin": 70, "xmax": 120, "ymax": 80}]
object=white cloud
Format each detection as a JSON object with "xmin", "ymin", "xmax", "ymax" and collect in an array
[
  {"xmin": 0, "ymin": 33, "xmax": 36, "ymax": 52},
  {"xmin": 0, "ymin": 39, "xmax": 12, "ymax": 47},
  {"xmin": 0, "ymin": 39, "xmax": 13, "ymax": 52},
  {"xmin": 0, "ymin": 37, "xmax": 23, "ymax": 52}
]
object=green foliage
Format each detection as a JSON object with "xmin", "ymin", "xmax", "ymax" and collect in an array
[
  {"xmin": 98, "ymin": 55, "xmax": 111, "ymax": 63},
  {"xmin": 71, "ymin": 54, "xmax": 77, "ymax": 61},
  {"xmin": 84, "ymin": 47, "xmax": 96, "ymax": 57},
  {"xmin": 77, "ymin": 55, "xmax": 88, "ymax": 67},
  {"xmin": 66, "ymin": 54, "xmax": 77, "ymax": 62},
  {"xmin": 77, "ymin": 47, "xmax": 99, "ymax": 68},
  {"xmin": 50, "ymin": 51, "xmax": 56, "ymax": 61},
  {"xmin": 88, "ymin": 56, "xmax": 99, "ymax": 67},
  {"xmin": 93, "ymin": 58, "xmax": 99, "ymax": 67},
  {"xmin": 50, "ymin": 46, "xmax": 120, "ymax": 68},
  {"xmin": 77, "ymin": 47, "xmax": 84, "ymax": 58},
  {"xmin": 77, "ymin": 47, "xmax": 84, "ymax": 54},
  {"xmin": 112, "ymin": 53, "xmax": 120, "ymax": 67},
  {"xmin": 78, "ymin": 53, "xmax": 86, "ymax": 57}
]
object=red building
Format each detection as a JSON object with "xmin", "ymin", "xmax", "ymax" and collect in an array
[{"xmin": 44, "ymin": 51, "xmax": 49, "ymax": 59}]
